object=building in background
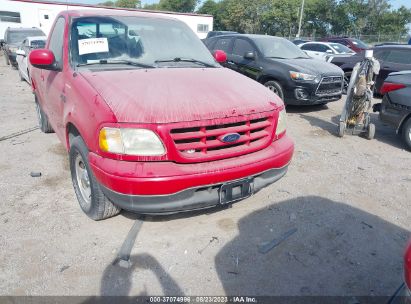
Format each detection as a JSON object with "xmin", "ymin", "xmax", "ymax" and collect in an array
[{"xmin": 0, "ymin": 0, "xmax": 213, "ymax": 39}]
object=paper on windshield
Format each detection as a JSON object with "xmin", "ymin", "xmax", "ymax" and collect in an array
[{"xmin": 78, "ymin": 38, "xmax": 109, "ymax": 55}]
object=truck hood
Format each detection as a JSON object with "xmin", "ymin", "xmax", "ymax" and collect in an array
[
  {"xmin": 271, "ymin": 58, "xmax": 343, "ymax": 76},
  {"xmin": 80, "ymin": 67, "xmax": 280, "ymax": 123}
]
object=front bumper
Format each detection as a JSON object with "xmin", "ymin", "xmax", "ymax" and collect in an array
[
  {"xmin": 283, "ymin": 78, "xmax": 342, "ymax": 105},
  {"xmin": 89, "ymin": 135, "xmax": 294, "ymax": 213},
  {"xmin": 101, "ymin": 165, "xmax": 288, "ymax": 214}
]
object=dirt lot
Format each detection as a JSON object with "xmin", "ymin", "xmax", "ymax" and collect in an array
[{"xmin": 0, "ymin": 53, "xmax": 410, "ymax": 298}]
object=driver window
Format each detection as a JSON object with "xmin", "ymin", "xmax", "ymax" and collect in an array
[
  {"xmin": 48, "ymin": 17, "xmax": 66, "ymax": 69},
  {"xmin": 301, "ymin": 44, "xmax": 315, "ymax": 51},
  {"xmin": 232, "ymin": 39, "xmax": 255, "ymax": 57}
]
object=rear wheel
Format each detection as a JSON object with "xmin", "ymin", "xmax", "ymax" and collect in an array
[
  {"xmin": 18, "ymin": 68, "xmax": 25, "ymax": 81},
  {"xmin": 366, "ymin": 123, "xmax": 375, "ymax": 140},
  {"xmin": 35, "ymin": 99, "xmax": 54, "ymax": 133},
  {"xmin": 402, "ymin": 118, "xmax": 411, "ymax": 151},
  {"xmin": 69, "ymin": 136, "xmax": 121, "ymax": 220},
  {"xmin": 4, "ymin": 53, "xmax": 10, "ymax": 65},
  {"xmin": 264, "ymin": 80, "xmax": 284, "ymax": 100},
  {"xmin": 338, "ymin": 121, "xmax": 345, "ymax": 138}
]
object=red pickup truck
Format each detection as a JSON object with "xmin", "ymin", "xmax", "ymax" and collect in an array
[{"xmin": 29, "ymin": 10, "xmax": 294, "ymax": 220}]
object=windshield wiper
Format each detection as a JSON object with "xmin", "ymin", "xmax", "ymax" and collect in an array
[
  {"xmin": 154, "ymin": 57, "xmax": 216, "ymax": 67},
  {"xmin": 77, "ymin": 59, "xmax": 154, "ymax": 69}
]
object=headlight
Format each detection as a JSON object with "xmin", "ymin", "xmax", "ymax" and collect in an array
[
  {"xmin": 290, "ymin": 71, "xmax": 317, "ymax": 81},
  {"xmin": 99, "ymin": 127, "xmax": 165, "ymax": 156},
  {"xmin": 275, "ymin": 109, "xmax": 287, "ymax": 135}
]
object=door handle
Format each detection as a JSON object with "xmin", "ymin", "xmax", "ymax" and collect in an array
[{"xmin": 227, "ymin": 61, "xmax": 235, "ymax": 65}]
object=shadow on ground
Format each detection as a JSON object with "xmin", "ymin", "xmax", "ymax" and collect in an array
[
  {"xmin": 95, "ymin": 196, "xmax": 409, "ymax": 296},
  {"xmin": 299, "ymin": 111, "xmax": 407, "ymax": 150},
  {"xmin": 216, "ymin": 196, "xmax": 409, "ymax": 296}
]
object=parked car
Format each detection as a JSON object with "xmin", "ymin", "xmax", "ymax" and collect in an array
[
  {"xmin": 206, "ymin": 34, "xmax": 344, "ymax": 105},
  {"xmin": 299, "ymin": 41, "xmax": 355, "ymax": 61},
  {"xmin": 29, "ymin": 10, "xmax": 294, "ymax": 220},
  {"xmin": 16, "ymin": 36, "xmax": 46, "ymax": 83},
  {"xmin": 205, "ymin": 30, "xmax": 238, "ymax": 39},
  {"xmin": 320, "ymin": 37, "xmax": 369, "ymax": 53},
  {"xmin": 331, "ymin": 45, "xmax": 411, "ymax": 94},
  {"xmin": 389, "ymin": 239, "xmax": 411, "ymax": 303},
  {"xmin": 2, "ymin": 27, "xmax": 45, "ymax": 67},
  {"xmin": 373, "ymin": 71, "xmax": 411, "ymax": 151}
]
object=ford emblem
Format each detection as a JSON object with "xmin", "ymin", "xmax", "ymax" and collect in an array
[{"xmin": 219, "ymin": 133, "xmax": 241, "ymax": 143}]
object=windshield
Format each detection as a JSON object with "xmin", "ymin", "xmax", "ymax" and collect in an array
[
  {"xmin": 253, "ymin": 36, "xmax": 309, "ymax": 59},
  {"xmin": 330, "ymin": 43, "xmax": 354, "ymax": 54},
  {"xmin": 31, "ymin": 40, "xmax": 46, "ymax": 49},
  {"xmin": 351, "ymin": 39, "xmax": 368, "ymax": 49},
  {"xmin": 7, "ymin": 30, "xmax": 45, "ymax": 44},
  {"xmin": 70, "ymin": 16, "xmax": 218, "ymax": 68}
]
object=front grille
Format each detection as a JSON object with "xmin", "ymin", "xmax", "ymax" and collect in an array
[
  {"xmin": 170, "ymin": 115, "xmax": 274, "ymax": 160},
  {"xmin": 316, "ymin": 76, "xmax": 343, "ymax": 96}
]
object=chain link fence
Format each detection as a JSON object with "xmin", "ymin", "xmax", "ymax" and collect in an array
[{"xmin": 290, "ymin": 34, "xmax": 410, "ymax": 45}]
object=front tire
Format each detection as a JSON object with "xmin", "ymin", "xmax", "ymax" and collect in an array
[
  {"xmin": 264, "ymin": 80, "xmax": 284, "ymax": 100},
  {"xmin": 402, "ymin": 118, "xmax": 411, "ymax": 151},
  {"xmin": 18, "ymin": 68, "xmax": 25, "ymax": 81},
  {"xmin": 35, "ymin": 99, "xmax": 54, "ymax": 133},
  {"xmin": 69, "ymin": 136, "xmax": 121, "ymax": 220}
]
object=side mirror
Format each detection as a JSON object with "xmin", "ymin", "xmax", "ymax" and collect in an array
[
  {"xmin": 29, "ymin": 49, "xmax": 58, "ymax": 70},
  {"xmin": 326, "ymin": 49, "xmax": 333, "ymax": 54},
  {"xmin": 213, "ymin": 50, "xmax": 227, "ymax": 63},
  {"xmin": 244, "ymin": 52, "xmax": 255, "ymax": 60},
  {"xmin": 16, "ymin": 49, "xmax": 26, "ymax": 56}
]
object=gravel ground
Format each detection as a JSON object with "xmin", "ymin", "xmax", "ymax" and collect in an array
[{"xmin": 0, "ymin": 53, "xmax": 410, "ymax": 297}]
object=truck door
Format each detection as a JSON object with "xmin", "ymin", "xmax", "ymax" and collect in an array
[
  {"xmin": 41, "ymin": 16, "xmax": 67, "ymax": 143},
  {"xmin": 230, "ymin": 38, "xmax": 261, "ymax": 80}
]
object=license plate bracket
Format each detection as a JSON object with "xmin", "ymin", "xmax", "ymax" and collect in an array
[{"xmin": 219, "ymin": 178, "xmax": 254, "ymax": 205}]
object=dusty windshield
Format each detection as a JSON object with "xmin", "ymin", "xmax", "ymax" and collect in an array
[
  {"xmin": 254, "ymin": 36, "xmax": 310, "ymax": 59},
  {"xmin": 70, "ymin": 16, "xmax": 219, "ymax": 68}
]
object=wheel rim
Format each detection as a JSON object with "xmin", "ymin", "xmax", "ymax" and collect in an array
[
  {"xmin": 266, "ymin": 85, "xmax": 282, "ymax": 99},
  {"xmin": 35, "ymin": 103, "xmax": 42, "ymax": 127},
  {"xmin": 408, "ymin": 128, "xmax": 411, "ymax": 142},
  {"xmin": 74, "ymin": 153, "xmax": 92, "ymax": 207}
]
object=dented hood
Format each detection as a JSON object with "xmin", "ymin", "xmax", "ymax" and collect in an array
[{"xmin": 80, "ymin": 67, "xmax": 280, "ymax": 124}]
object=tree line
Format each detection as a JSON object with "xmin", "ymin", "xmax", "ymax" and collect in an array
[{"xmin": 98, "ymin": 0, "xmax": 411, "ymax": 38}]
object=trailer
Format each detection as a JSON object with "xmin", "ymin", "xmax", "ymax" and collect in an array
[{"xmin": 0, "ymin": 0, "xmax": 213, "ymax": 39}]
